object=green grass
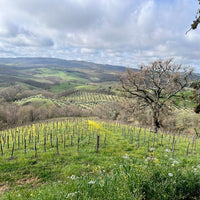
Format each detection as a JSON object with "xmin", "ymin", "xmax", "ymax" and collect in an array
[
  {"xmin": 50, "ymin": 82, "xmax": 79, "ymax": 93},
  {"xmin": 74, "ymin": 84, "xmax": 99, "ymax": 90},
  {"xmin": 35, "ymin": 68, "xmax": 88, "ymax": 83},
  {"xmin": 50, "ymin": 83, "xmax": 99, "ymax": 93},
  {"xmin": 16, "ymin": 95, "xmax": 65, "ymax": 107},
  {"xmin": 0, "ymin": 118, "xmax": 200, "ymax": 199}
]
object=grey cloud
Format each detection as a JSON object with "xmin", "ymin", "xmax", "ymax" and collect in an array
[{"xmin": 0, "ymin": 0, "xmax": 199, "ymax": 71}]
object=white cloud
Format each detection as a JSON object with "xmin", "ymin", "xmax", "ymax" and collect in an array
[{"xmin": 0, "ymin": 0, "xmax": 199, "ymax": 71}]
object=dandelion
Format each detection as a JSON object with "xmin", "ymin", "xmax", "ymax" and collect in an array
[
  {"xmin": 168, "ymin": 173, "xmax": 173, "ymax": 177},
  {"xmin": 88, "ymin": 180, "xmax": 95, "ymax": 184},
  {"xmin": 154, "ymin": 158, "xmax": 159, "ymax": 164}
]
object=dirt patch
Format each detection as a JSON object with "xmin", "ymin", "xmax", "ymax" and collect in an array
[
  {"xmin": 0, "ymin": 184, "xmax": 9, "ymax": 195},
  {"xmin": 16, "ymin": 177, "xmax": 40, "ymax": 186}
]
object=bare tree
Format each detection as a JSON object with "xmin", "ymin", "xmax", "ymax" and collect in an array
[
  {"xmin": 186, "ymin": 0, "xmax": 200, "ymax": 33},
  {"xmin": 120, "ymin": 59, "xmax": 192, "ymax": 133}
]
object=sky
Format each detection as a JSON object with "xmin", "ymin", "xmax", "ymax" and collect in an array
[{"xmin": 0, "ymin": 0, "xmax": 200, "ymax": 71}]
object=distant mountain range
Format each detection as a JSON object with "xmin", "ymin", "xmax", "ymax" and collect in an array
[
  {"xmin": 0, "ymin": 57, "xmax": 128, "ymax": 72},
  {"xmin": 0, "ymin": 57, "xmax": 134, "ymax": 91}
]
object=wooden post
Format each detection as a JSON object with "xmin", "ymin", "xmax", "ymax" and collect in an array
[
  {"xmin": 186, "ymin": 142, "xmax": 190, "ymax": 156},
  {"xmin": 63, "ymin": 132, "xmax": 66, "ymax": 149},
  {"xmin": 34, "ymin": 137, "xmax": 37, "ymax": 158},
  {"xmin": 44, "ymin": 132, "xmax": 46, "ymax": 152},
  {"xmin": 147, "ymin": 130, "xmax": 151, "ymax": 152},
  {"xmin": 96, "ymin": 135, "xmax": 100, "ymax": 153},
  {"xmin": 50, "ymin": 132, "xmax": 53, "ymax": 147},
  {"xmin": 18, "ymin": 134, "xmax": 20, "ymax": 150},
  {"xmin": 143, "ymin": 128, "xmax": 146, "ymax": 144},
  {"xmin": 7, "ymin": 135, "xmax": 9, "ymax": 149},
  {"xmin": 71, "ymin": 135, "xmax": 73, "ymax": 146},
  {"xmin": 24, "ymin": 139, "xmax": 26, "ymax": 154},
  {"xmin": 88, "ymin": 134, "xmax": 90, "ymax": 145},
  {"xmin": 172, "ymin": 140, "xmax": 176, "ymax": 158},
  {"xmin": 11, "ymin": 142, "xmax": 14, "ymax": 157},
  {"xmin": 56, "ymin": 137, "xmax": 59, "ymax": 155},
  {"xmin": 137, "ymin": 128, "xmax": 141, "ymax": 148},
  {"xmin": 0, "ymin": 140, "xmax": 3, "ymax": 156},
  {"xmin": 77, "ymin": 137, "xmax": 80, "ymax": 153},
  {"xmin": 190, "ymin": 137, "xmax": 195, "ymax": 154},
  {"xmin": 37, "ymin": 131, "xmax": 39, "ymax": 142},
  {"xmin": 104, "ymin": 133, "xmax": 106, "ymax": 145},
  {"xmin": 161, "ymin": 134, "xmax": 163, "ymax": 146}
]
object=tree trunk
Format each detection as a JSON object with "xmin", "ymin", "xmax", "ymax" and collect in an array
[{"xmin": 152, "ymin": 110, "xmax": 160, "ymax": 133}]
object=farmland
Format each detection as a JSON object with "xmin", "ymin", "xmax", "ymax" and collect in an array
[
  {"xmin": 0, "ymin": 58, "xmax": 200, "ymax": 199},
  {"xmin": 0, "ymin": 118, "xmax": 200, "ymax": 199}
]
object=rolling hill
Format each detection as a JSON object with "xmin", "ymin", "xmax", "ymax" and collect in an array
[{"xmin": 0, "ymin": 57, "xmax": 130, "ymax": 93}]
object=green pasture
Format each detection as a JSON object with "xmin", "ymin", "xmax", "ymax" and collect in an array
[
  {"xmin": 16, "ymin": 95, "xmax": 62, "ymax": 107},
  {"xmin": 34, "ymin": 68, "xmax": 88, "ymax": 83}
]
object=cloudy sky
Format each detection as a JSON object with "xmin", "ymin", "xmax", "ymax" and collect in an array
[{"xmin": 0, "ymin": 0, "xmax": 200, "ymax": 71}]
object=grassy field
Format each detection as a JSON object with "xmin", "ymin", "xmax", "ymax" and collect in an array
[
  {"xmin": 0, "ymin": 118, "xmax": 200, "ymax": 199},
  {"xmin": 16, "ymin": 95, "xmax": 66, "ymax": 108}
]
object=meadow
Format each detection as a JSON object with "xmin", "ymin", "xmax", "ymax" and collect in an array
[{"xmin": 0, "ymin": 118, "xmax": 200, "ymax": 199}]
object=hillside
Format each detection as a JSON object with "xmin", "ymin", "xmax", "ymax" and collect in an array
[{"xmin": 0, "ymin": 57, "xmax": 128, "ymax": 91}]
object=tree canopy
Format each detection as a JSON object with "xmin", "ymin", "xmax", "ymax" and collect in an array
[{"xmin": 120, "ymin": 59, "xmax": 192, "ymax": 133}]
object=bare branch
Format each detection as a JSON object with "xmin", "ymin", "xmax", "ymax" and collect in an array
[{"xmin": 120, "ymin": 58, "xmax": 192, "ymax": 133}]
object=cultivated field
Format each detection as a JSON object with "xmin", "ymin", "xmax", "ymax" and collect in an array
[{"xmin": 0, "ymin": 118, "xmax": 200, "ymax": 199}]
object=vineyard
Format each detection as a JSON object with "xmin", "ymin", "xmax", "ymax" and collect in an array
[
  {"xmin": 0, "ymin": 118, "xmax": 200, "ymax": 199},
  {"xmin": 62, "ymin": 91, "xmax": 125, "ymax": 110},
  {"xmin": 16, "ymin": 92, "xmax": 126, "ymax": 111}
]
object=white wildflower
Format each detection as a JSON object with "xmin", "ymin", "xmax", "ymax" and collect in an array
[
  {"xmin": 122, "ymin": 154, "xmax": 129, "ymax": 159},
  {"xmin": 173, "ymin": 160, "xmax": 179, "ymax": 165},
  {"xmin": 165, "ymin": 149, "xmax": 171, "ymax": 153},
  {"xmin": 70, "ymin": 175, "xmax": 76, "ymax": 180},
  {"xmin": 168, "ymin": 173, "xmax": 173, "ymax": 177},
  {"xmin": 193, "ymin": 168, "xmax": 197, "ymax": 172},
  {"xmin": 66, "ymin": 192, "xmax": 77, "ymax": 198},
  {"xmin": 88, "ymin": 180, "xmax": 95, "ymax": 184}
]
